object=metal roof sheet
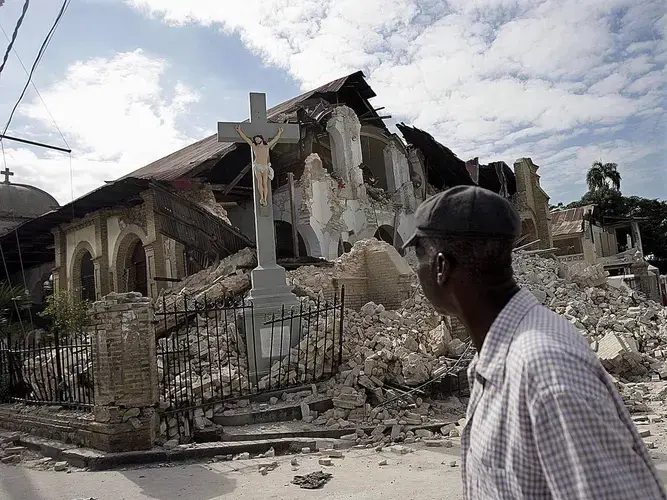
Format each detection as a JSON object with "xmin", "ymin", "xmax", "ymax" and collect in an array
[
  {"xmin": 123, "ymin": 71, "xmax": 372, "ymax": 182},
  {"xmin": 550, "ymin": 204, "xmax": 596, "ymax": 237}
]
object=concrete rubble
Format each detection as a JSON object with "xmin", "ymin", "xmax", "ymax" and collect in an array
[
  {"xmin": 154, "ymin": 238, "xmax": 667, "ymax": 443},
  {"xmin": 514, "ymin": 252, "xmax": 667, "ymax": 381}
]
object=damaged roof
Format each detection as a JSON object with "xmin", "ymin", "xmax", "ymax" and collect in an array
[
  {"xmin": 550, "ymin": 204, "xmax": 598, "ymax": 237},
  {"xmin": 396, "ymin": 123, "xmax": 517, "ymax": 196},
  {"xmin": 0, "ymin": 71, "xmax": 382, "ymax": 277},
  {"xmin": 123, "ymin": 71, "xmax": 377, "ymax": 182}
]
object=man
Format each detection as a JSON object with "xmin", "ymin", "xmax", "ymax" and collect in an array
[
  {"xmin": 404, "ymin": 185, "xmax": 666, "ymax": 500},
  {"xmin": 235, "ymin": 125, "xmax": 284, "ymax": 207}
]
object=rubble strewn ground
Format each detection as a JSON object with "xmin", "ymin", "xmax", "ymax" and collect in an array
[{"xmin": 150, "ymin": 238, "xmax": 667, "ymax": 444}]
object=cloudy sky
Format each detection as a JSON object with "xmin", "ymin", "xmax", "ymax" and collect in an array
[{"xmin": 0, "ymin": 0, "xmax": 665, "ymax": 205}]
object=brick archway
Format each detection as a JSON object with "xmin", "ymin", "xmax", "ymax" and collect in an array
[
  {"xmin": 112, "ymin": 225, "xmax": 149, "ymax": 295},
  {"xmin": 69, "ymin": 240, "xmax": 97, "ymax": 301}
]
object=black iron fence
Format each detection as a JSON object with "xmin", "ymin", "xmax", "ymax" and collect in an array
[
  {"xmin": 155, "ymin": 288, "xmax": 345, "ymax": 441},
  {"xmin": 0, "ymin": 332, "xmax": 94, "ymax": 408}
]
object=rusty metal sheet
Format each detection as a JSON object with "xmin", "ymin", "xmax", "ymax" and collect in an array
[
  {"xmin": 123, "ymin": 71, "xmax": 372, "ymax": 183},
  {"xmin": 150, "ymin": 185, "xmax": 253, "ymax": 259},
  {"xmin": 550, "ymin": 205, "xmax": 596, "ymax": 237}
]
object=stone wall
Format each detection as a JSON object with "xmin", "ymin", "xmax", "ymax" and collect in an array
[
  {"xmin": 366, "ymin": 243, "xmax": 414, "ymax": 310},
  {"xmin": 292, "ymin": 240, "xmax": 414, "ymax": 311},
  {"xmin": 513, "ymin": 158, "xmax": 553, "ymax": 249},
  {"xmin": 0, "ymin": 405, "xmax": 96, "ymax": 448},
  {"xmin": 0, "ymin": 294, "xmax": 160, "ymax": 452}
]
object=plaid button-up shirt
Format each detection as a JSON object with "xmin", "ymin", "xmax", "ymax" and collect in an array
[{"xmin": 461, "ymin": 288, "xmax": 666, "ymax": 499}]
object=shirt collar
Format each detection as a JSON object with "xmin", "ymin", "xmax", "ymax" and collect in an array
[{"xmin": 473, "ymin": 287, "xmax": 539, "ymax": 387}]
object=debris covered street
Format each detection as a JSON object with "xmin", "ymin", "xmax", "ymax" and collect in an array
[
  {"xmin": 0, "ymin": 443, "xmax": 465, "ymax": 500},
  {"xmin": 5, "ymin": 431, "xmax": 667, "ymax": 500}
]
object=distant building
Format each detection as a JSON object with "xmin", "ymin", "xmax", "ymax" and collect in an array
[
  {"xmin": 0, "ymin": 168, "xmax": 59, "ymax": 304},
  {"xmin": 550, "ymin": 204, "xmax": 661, "ymax": 302}
]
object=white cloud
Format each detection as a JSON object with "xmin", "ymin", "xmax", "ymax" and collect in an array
[
  {"xmin": 2, "ymin": 50, "xmax": 198, "ymax": 203},
  {"xmin": 124, "ymin": 0, "xmax": 667, "ymax": 199}
]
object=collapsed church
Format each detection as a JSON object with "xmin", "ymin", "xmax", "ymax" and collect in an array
[{"xmin": 0, "ymin": 71, "xmax": 552, "ymax": 304}]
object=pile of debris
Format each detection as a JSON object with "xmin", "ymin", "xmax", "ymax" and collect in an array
[
  {"xmin": 514, "ymin": 253, "xmax": 667, "ymax": 380},
  {"xmin": 153, "ymin": 237, "xmax": 667, "ymax": 442},
  {"xmin": 17, "ymin": 337, "xmax": 93, "ymax": 404}
]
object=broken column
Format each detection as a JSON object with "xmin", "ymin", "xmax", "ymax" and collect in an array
[
  {"xmin": 383, "ymin": 141, "xmax": 416, "ymax": 211},
  {"xmin": 90, "ymin": 292, "xmax": 158, "ymax": 452},
  {"xmin": 326, "ymin": 106, "xmax": 367, "ymax": 201}
]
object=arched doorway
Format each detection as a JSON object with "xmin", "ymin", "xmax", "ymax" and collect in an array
[
  {"xmin": 373, "ymin": 225, "xmax": 395, "ymax": 245},
  {"xmin": 274, "ymin": 221, "xmax": 307, "ymax": 258},
  {"xmin": 128, "ymin": 241, "xmax": 148, "ymax": 297},
  {"xmin": 79, "ymin": 251, "xmax": 96, "ymax": 302}
]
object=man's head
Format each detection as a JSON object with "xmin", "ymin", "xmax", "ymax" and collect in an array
[
  {"xmin": 404, "ymin": 186, "xmax": 520, "ymax": 316},
  {"xmin": 253, "ymin": 135, "xmax": 266, "ymax": 145}
]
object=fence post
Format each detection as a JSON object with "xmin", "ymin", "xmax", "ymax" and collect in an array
[
  {"xmin": 6, "ymin": 329, "xmax": 13, "ymax": 398},
  {"xmin": 53, "ymin": 329, "xmax": 64, "ymax": 403},
  {"xmin": 89, "ymin": 292, "xmax": 158, "ymax": 452}
]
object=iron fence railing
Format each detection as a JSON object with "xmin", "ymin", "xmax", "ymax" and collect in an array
[
  {"xmin": 0, "ymin": 331, "xmax": 94, "ymax": 408},
  {"xmin": 155, "ymin": 288, "xmax": 345, "ymax": 440}
]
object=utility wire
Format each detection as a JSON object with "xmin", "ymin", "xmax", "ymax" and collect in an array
[
  {"xmin": 2, "ymin": 0, "xmax": 72, "ymax": 137},
  {"xmin": 0, "ymin": 23, "xmax": 70, "ymax": 150},
  {"xmin": 0, "ymin": 0, "xmax": 29, "ymax": 80}
]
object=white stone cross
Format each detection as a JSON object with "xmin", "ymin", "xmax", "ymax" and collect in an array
[
  {"xmin": 217, "ymin": 93, "xmax": 300, "ymax": 149},
  {"xmin": 216, "ymin": 92, "xmax": 299, "ymax": 310}
]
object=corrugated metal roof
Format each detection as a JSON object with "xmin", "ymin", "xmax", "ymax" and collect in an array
[
  {"xmin": 123, "ymin": 71, "xmax": 372, "ymax": 182},
  {"xmin": 550, "ymin": 205, "xmax": 596, "ymax": 237}
]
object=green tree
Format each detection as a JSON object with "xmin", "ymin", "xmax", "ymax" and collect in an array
[
  {"xmin": 39, "ymin": 290, "xmax": 90, "ymax": 339},
  {"xmin": 586, "ymin": 160, "xmax": 622, "ymax": 192}
]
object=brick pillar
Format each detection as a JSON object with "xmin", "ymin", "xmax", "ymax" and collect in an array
[
  {"xmin": 51, "ymin": 228, "xmax": 68, "ymax": 292},
  {"xmin": 142, "ymin": 192, "xmax": 168, "ymax": 298},
  {"xmin": 94, "ymin": 216, "xmax": 111, "ymax": 296},
  {"xmin": 90, "ymin": 292, "xmax": 158, "ymax": 452}
]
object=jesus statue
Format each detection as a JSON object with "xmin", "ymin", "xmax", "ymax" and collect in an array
[{"xmin": 235, "ymin": 124, "xmax": 284, "ymax": 207}]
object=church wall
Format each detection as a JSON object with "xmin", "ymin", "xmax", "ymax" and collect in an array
[
  {"xmin": 53, "ymin": 196, "xmax": 183, "ymax": 301},
  {"xmin": 106, "ymin": 216, "xmax": 122, "ymax": 268},
  {"xmin": 226, "ymin": 106, "xmax": 417, "ymax": 262},
  {"xmin": 65, "ymin": 223, "xmax": 97, "ymax": 282},
  {"xmin": 513, "ymin": 158, "xmax": 552, "ymax": 250}
]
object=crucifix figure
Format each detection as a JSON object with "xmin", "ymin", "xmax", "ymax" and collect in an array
[
  {"xmin": 2, "ymin": 167, "xmax": 14, "ymax": 184},
  {"xmin": 217, "ymin": 93, "xmax": 301, "ymax": 381},
  {"xmin": 217, "ymin": 92, "xmax": 300, "ymax": 305},
  {"xmin": 234, "ymin": 124, "xmax": 284, "ymax": 207}
]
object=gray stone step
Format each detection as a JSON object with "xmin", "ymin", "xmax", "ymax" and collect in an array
[
  {"xmin": 212, "ymin": 397, "xmax": 333, "ymax": 427},
  {"xmin": 219, "ymin": 420, "xmax": 456, "ymax": 442}
]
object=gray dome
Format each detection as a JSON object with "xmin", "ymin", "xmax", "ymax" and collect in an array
[{"xmin": 0, "ymin": 182, "xmax": 59, "ymax": 233}]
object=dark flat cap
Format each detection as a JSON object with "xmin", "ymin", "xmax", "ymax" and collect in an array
[{"xmin": 403, "ymin": 185, "xmax": 521, "ymax": 248}]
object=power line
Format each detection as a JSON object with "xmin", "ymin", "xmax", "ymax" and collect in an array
[
  {"xmin": 0, "ymin": 0, "xmax": 29, "ymax": 80},
  {"xmin": 2, "ymin": 0, "xmax": 72, "ymax": 138},
  {"xmin": 0, "ymin": 22, "xmax": 70, "ymax": 150}
]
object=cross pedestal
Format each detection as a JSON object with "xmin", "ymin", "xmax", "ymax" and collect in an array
[{"xmin": 218, "ymin": 93, "xmax": 300, "ymax": 382}]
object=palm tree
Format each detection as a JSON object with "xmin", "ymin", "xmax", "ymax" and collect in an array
[{"xmin": 586, "ymin": 161, "xmax": 621, "ymax": 192}]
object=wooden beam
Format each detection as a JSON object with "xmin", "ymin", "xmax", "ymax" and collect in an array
[
  {"xmin": 361, "ymin": 115, "xmax": 392, "ymax": 122},
  {"xmin": 154, "ymin": 276, "xmax": 183, "ymax": 283},
  {"xmin": 222, "ymin": 164, "xmax": 252, "ymax": 195},
  {"xmin": 287, "ymin": 172, "xmax": 299, "ymax": 258}
]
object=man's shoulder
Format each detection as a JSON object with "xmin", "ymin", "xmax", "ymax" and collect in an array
[{"xmin": 506, "ymin": 304, "xmax": 607, "ymax": 393}]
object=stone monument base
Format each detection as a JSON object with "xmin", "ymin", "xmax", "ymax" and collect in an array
[{"xmin": 241, "ymin": 264, "xmax": 300, "ymax": 384}]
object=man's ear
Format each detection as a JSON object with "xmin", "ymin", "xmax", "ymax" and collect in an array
[{"xmin": 435, "ymin": 252, "xmax": 452, "ymax": 287}]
